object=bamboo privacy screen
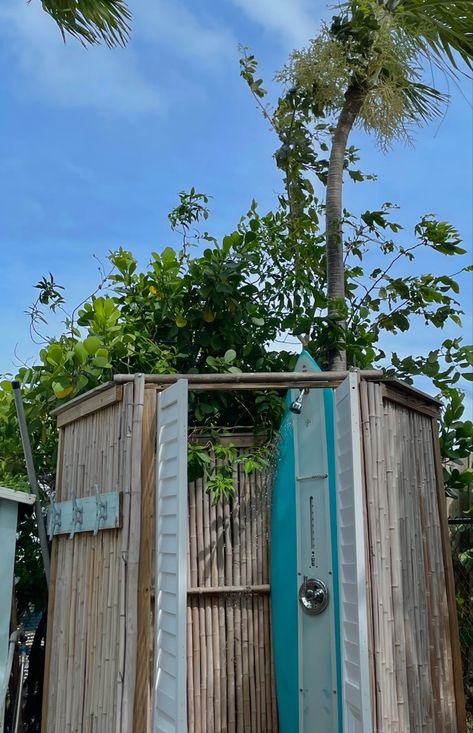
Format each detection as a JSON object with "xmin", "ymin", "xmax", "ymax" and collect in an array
[
  {"xmin": 43, "ymin": 383, "xmax": 278, "ymax": 733},
  {"xmin": 360, "ymin": 380, "xmax": 466, "ymax": 733},
  {"xmin": 186, "ymin": 451, "xmax": 278, "ymax": 733},
  {"xmin": 42, "ymin": 379, "xmax": 144, "ymax": 733}
]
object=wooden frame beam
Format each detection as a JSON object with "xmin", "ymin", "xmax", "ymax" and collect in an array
[{"xmin": 114, "ymin": 370, "xmax": 383, "ymax": 388}]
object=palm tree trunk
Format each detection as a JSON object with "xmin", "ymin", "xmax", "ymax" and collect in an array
[{"xmin": 326, "ymin": 85, "xmax": 365, "ymax": 370}]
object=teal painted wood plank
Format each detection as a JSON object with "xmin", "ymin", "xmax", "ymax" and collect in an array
[
  {"xmin": 270, "ymin": 400, "xmax": 299, "ymax": 733},
  {"xmin": 0, "ymin": 499, "xmax": 18, "ymax": 705}
]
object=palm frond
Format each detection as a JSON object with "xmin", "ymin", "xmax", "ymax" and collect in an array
[
  {"xmin": 40, "ymin": 0, "xmax": 131, "ymax": 47},
  {"xmin": 391, "ymin": 1, "xmax": 473, "ymax": 75},
  {"xmin": 401, "ymin": 81, "xmax": 448, "ymax": 121}
]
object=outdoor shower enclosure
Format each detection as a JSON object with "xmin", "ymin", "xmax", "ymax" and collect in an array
[{"xmin": 40, "ymin": 368, "xmax": 465, "ymax": 732}]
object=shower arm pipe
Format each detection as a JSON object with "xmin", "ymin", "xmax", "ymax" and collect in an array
[
  {"xmin": 113, "ymin": 369, "xmax": 383, "ymax": 387},
  {"xmin": 12, "ymin": 381, "xmax": 50, "ymax": 587}
]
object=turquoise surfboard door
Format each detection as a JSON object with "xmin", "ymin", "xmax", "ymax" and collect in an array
[
  {"xmin": 293, "ymin": 359, "xmax": 339, "ymax": 733},
  {"xmin": 271, "ymin": 353, "xmax": 340, "ymax": 733}
]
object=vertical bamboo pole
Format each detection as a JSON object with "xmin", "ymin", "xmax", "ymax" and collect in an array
[
  {"xmin": 210, "ymin": 488, "xmax": 221, "ymax": 731},
  {"xmin": 73, "ymin": 414, "xmax": 97, "ymax": 729},
  {"xmin": 187, "ymin": 545, "xmax": 195, "ymax": 733},
  {"xmin": 245, "ymin": 470, "xmax": 257, "ymax": 732},
  {"xmin": 196, "ymin": 477, "xmax": 208, "ymax": 732},
  {"xmin": 216, "ymin": 496, "xmax": 227, "ymax": 732},
  {"xmin": 233, "ymin": 466, "xmax": 243, "ymax": 733},
  {"xmin": 203, "ymin": 477, "xmax": 215, "ymax": 733},
  {"xmin": 120, "ymin": 374, "xmax": 145, "ymax": 730},
  {"xmin": 251, "ymin": 473, "xmax": 262, "ymax": 733},
  {"xmin": 189, "ymin": 482, "xmax": 202, "ymax": 733},
  {"xmin": 360, "ymin": 381, "xmax": 378, "ymax": 730},
  {"xmin": 239, "ymin": 465, "xmax": 251, "ymax": 732},
  {"xmin": 225, "ymin": 483, "xmax": 236, "ymax": 733}
]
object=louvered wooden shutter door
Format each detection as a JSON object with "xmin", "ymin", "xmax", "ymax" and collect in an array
[
  {"xmin": 153, "ymin": 380, "xmax": 188, "ymax": 733},
  {"xmin": 334, "ymin": 372, "xmax": 372, "ymax": 733}
]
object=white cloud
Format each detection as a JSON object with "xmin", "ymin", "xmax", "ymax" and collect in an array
[
  {"xmin": 229, "ymin": 0, "xmax": 325, "ymax": 47},
  {"xmin": 0, "ymin": 0, "xmax": 323, "ymax": 117},
  {"xmin": 134, "ymin": 0, "xmax": 237, "ymax": 66},
  {"xmin": 0, "ymin": 0, "xmax": 162, "ymax": 116}
]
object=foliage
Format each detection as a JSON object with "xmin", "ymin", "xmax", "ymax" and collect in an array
[
  {"xmin": 1, "ymin": 185, "xmax": 471, "ymax": 500},
  {"xmin": 39, "ymin": 0, "xmax": 131, "ymax": 47},
  {"xmin": 188, "ymin": 438, "xmax": 270, "ymax": 503},
  {"xmin": 277, "ymin": 19, "xmax": 443, "ymax": 148},
  {"xmin": 385, "ymin": 0, "xmax": 473, "ymax": 75},
  {"xmin": 276, "ymin": 0, "xmax": 473, "ymax": 148},
  {"xmin": 240, "ymin": 48, "xmax": 472, "ymax": 494}
]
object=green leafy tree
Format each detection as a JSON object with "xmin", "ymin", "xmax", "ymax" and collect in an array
[
  {"xmin": 39, "ymin": 0, "xmax": 131, "ymax": 46},
  {"xmin": 2, "ymin": 188, "xmax": 471, "ymax": 497},
  {"xmin": 274, "ymin": 0, "xmax": 473, "ymax": 369}
]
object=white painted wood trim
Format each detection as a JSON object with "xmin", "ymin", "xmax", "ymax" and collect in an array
[
  {"xmin": 334, "ymin": 371, "xmax": 373, "ymax": 733},
  {"xmin": 153, "ymin": 379, "xmax": 188, "ymax": 733},
  {"xmin": 0, "ymin": 487, "xmax": 36, "ymax": 505}
]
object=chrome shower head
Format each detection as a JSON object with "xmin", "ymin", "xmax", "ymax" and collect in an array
[{"xmin": 289, "ymin": 389, "xmax": 305, "ymax": 414}]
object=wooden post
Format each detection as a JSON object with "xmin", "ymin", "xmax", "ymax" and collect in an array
[
  {"xmin": 133, "ymin": 386, "xmax": 156, "ymax": 733},
  {"xmin": 431, "ymin": 417, "xmax": 467, "ymax": 733}
]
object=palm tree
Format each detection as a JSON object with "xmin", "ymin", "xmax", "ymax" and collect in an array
[
  {"xmin": 40, "ymin": 0, "xmax": 131, "ymax": 46},
  {"xmin": 283, "ymin": 0, "xmax": 473, "ymax": 369}
]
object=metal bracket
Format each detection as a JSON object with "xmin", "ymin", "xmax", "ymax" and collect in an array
[
  {"xmin": 94, "ymin": 486, "xmax": 108, "ymax": 535},
  {"xmin": 48, "ymin": 497, "xmax": 62, "ymax": 540},
  {"xmin": 69, "ymin": 497, "xmax": 84, "ymax": 539},
  {"xmin": 47, "ymin": 490, "xmax": 121, "ymax": 538}
]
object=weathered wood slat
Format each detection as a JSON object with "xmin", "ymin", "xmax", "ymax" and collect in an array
[
  {"xmin": 360, "ymin": 380, "xmax": 462, "ymax": 732},
  {"xmin": 55, "ymin": 384, "xmax": 123, "ymax": 427},
  {"xmin": 381, "ymin": 383, "xmax": 440, "ymax": 418}
]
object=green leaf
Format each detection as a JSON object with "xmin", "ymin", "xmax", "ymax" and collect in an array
[
  {"xmin": 459, "ymin": 469, "xmax": 473, "ymax": 485},
  {"xmin": 92, "ymin": 356, "xmax": 112, "ymax": 369},
  {"xmin": 74, "ymin": 342, "xmax": 88, "ymax": 364},
  {"xmin": 223, "ymin": 349, "xmax": 237, "ymax": 363},
  {"xmin": 52, "ymin": 381, "xmax": 74, "ymax": 399},
  {"xmin": 83, "ymin": 336, "xmax": 101, "ymax": 355}
]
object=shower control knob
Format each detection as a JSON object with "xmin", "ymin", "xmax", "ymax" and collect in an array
[{"xmin": 299, "ymin": 577, "xmax": 329, "ymax": 615}]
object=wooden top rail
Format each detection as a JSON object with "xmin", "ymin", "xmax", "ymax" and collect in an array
[{"xmin": 113, "ymin": 370, "xmax": 384, "ymax": 387}]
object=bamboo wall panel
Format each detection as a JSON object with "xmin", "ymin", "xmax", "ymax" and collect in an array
[
  {"xmin": 42, "ymin": 381, "xmax": 141, "ymax": 733},
  {"xmin": 186, "ymin": 457, "xmax": 278, "ymax": 733},
  {"xmin": 360, "ymin": 380, "xmax": 464, "ymax": 733}
]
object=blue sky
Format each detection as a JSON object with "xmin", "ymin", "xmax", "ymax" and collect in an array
[{"xmin": 0, "ymin": 0, "xmax": 471, "ymax": 405}]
